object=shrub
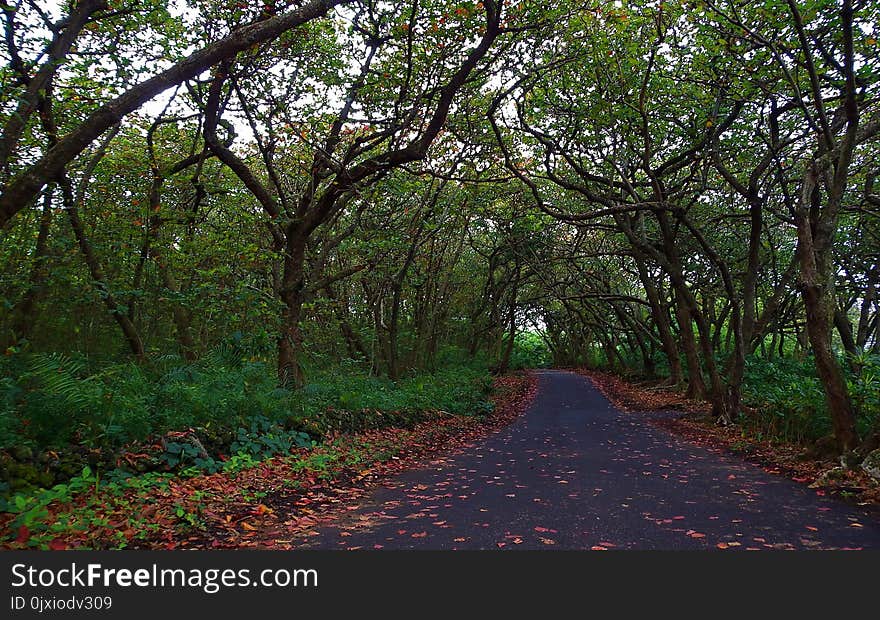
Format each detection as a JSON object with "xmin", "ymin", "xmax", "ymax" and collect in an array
[
  {"xmin": 0, "ymin": 350, "xmax": 494, "ymax": 494},
  {"xmin": 740, "ymin": 354, "xmax": 880, "ymax": 444},
  {"xmin": 508, "ymin": 332, "xmax": 552, "ymax": 369}
]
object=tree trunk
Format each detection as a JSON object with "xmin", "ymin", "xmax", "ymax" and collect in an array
[
  {"xmin": 834, "ymin": 307, "xmax": 859, "ymax": 366},
  {"xmin": 741, "ymin": 199, "xmax": 763, "ymax": 347},
  {"xmin": 797, "ymin": 230, "xmax": 859, "ymax": 452},
  {"xmin": 855, "ymin": 268, "xmax": 877, "ymax": 348},
  {"xmin": 325, "ymin": 284, "xmax": 367, "ymax": 360},
  {"xmin": 4, "ymin": 189, "xmax": 54, "ymax": 349},
  {"xmin": 277, "ymin": 234, "xmax": 307, "ymax": 387},
  {"xmin": 496, "ymin": 298, "xmax": 517, "ymax": 373},
  {"xmin": 370, "ymin": 292, "xmax": 393, "ymax": 378},
  {"xmin": 387, "ymin": 288, "xmax": 402, "ymax": 381},
  {"xmin": 63, "ymin": 178, "xmax": 144, "ymax": 359},
  {"xmin": 156, "ymin": 255, "xmax": 197, "ymax": 361},
  {"xmin": 675, "ymin": 295, "xmax": 706, "ymax": 399},
  {"xmin": 634, "ymin": 256, "xmax": 682, "ymax": 384},
  {"xmin": 802, "ymin": 281, "xmax": 859, "ymax": 451}
]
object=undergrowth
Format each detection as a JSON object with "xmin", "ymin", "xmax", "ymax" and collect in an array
[
  {"xmin": 739, "ymin": 354, "xmax": 880, "ymax": 445},
  {"xmin": 0, "ymin": 347, "xmax": 493, "ymax": 497}
]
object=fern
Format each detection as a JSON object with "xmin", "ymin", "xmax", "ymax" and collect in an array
[{"xmin": 22, "ymin": 354, "xmax": 94, "ymax": 412}]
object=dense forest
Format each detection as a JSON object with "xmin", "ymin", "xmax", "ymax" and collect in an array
[{"xmin": 0, "ymin": 0, "xmax": 879, "ymax": 547}]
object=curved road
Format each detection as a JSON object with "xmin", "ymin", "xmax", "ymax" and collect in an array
[{"xmin": 301, "ymin": 370, "xmax": 880, "ymax": 549}]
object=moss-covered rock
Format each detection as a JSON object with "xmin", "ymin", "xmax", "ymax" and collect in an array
[
  {"xmin": 809, "ymin": 466, "xmax": 848, "ymax": 488},
  {"xmin": 862, "ymin": 449, "xmax": 880, "ymax": 483},
  {"xmin": 0, "ymin": 455, "xmax": 47, "ymax": 492},
  {"xmin": 9, "ymin": 445, "xmax": 33, "ymax": 462}
]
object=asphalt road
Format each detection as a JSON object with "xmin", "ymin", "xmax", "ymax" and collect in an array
[{"xmin": 302, "ymin": 370, "xmax": 880, "ymax": 550}]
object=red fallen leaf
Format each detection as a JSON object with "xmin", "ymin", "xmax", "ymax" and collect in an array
[
  {"xmin": 16, "ymin": 525, "xmax": 29, "ymax": 544},
  {"xmin": 411, "ymin": 532, "xmax": 427, "ymax": 538},
  {"xmin": 253, "ymin": 503, "xmax": 272, "ymax": 515},
  {"xmin": 48, "ymin": 539, "xmax": 67, "ymax": 551}
]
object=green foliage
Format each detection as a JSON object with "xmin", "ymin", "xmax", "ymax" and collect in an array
[
  {"xmin": 740, "ymin": 355, "xmax": 880, "ymax": 444},
  {"xmin": 291, "ymin": 364, "xmax": 493, "ymax": 435},
  {"xmin": 848, "ymin": 353, "xmax": 880, "ymax": 437},
  {"xmin": 0, "ymin": 350, "xmax": 493, "ymax": 495},
  {"xmin": 1, "ymin": 465, "xmax": 102, "ymax": 532},
  {"xmin": 151, "ymin": 358, "xmax": 290, "ymax": 435},
  {"xmin": 508, "ymin": 332, "xmax": 553, "ymax": 369},
  {"xmin": 11, "ymin": 353, "xmax": 151, "ymax": 448},
  {"xmin": 230, "ymin": 418, "xmax": 313, "ymax": 460},
  {"xmin": 741, "ymin": 357, "xmax": 831, "ymax": 443}
]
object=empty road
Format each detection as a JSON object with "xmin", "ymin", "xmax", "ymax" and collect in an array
[{"xmin": 299, "ymin": 370, "xmax": 880, "ymax": 550}]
